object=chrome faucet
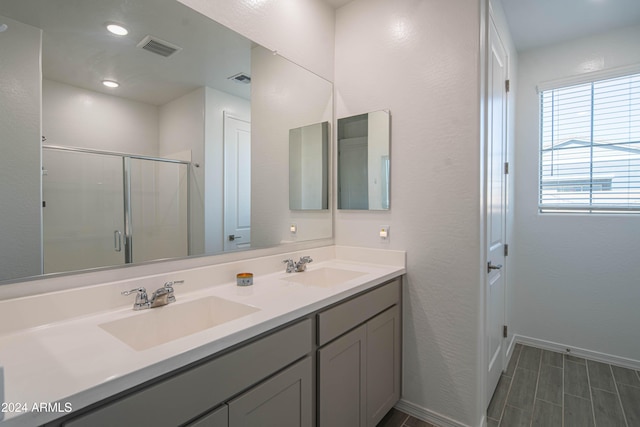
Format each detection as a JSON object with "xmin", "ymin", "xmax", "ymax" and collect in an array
[
  {"xmin": 282, "ymin": 256, "xmax": 313, "ymax": 273},
  {"xmin": 122, "ymin": 280, "xmax": 184, "ymax": 310}
]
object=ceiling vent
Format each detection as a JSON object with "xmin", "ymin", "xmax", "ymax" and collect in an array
[
  {"xmin": 137, "ymin": 35, "xmax": 182, "ymax": 58},
  {"xmin": 228, "ymin": 72, "xmax": 251, "ymax": 84}
]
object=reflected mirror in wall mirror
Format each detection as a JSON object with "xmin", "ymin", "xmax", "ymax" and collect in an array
[
  {"xmin": 337, "ymin": 110, "xmax": 391, "ymax": 210},
  {"xmin": 289, "ymin": 121, "xmax": 329, "ymax": 210},
  {"xmin": 0, "ymin": 0, "xmax": 333, "ymax": 285}
]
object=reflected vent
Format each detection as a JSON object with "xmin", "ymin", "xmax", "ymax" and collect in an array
[
  {"xmin": 137, "ymin": 35, "xmax": 182, "ymax": 58},
  {"xmin": 228, "ymin": 72, "xmax": 251, "ymax": 84}
]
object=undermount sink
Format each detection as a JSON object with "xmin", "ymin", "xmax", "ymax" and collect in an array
[
  {"xmin": 100, "ymin": 296, "xmax": 260, "ymax": 351},
  {"xmin": 281, "ymin": 267, "xmax": 367, "ymax": 288}
]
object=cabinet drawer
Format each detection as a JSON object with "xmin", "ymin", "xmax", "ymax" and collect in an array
[
  {"xmin": 317, "ymin": 278, "xmax": 400, "ymax": 346},
  {"xmin": 64, "ymin": 319, "xmax": 312, "ymax": 427},
  {"xmin": 228, "ymin": 356, "xmax": 312, "ymax": 427}
]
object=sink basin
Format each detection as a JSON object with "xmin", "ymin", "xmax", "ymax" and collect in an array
[
  {"xmin": 281, "ymin": 267, "xmax": 367, "ymax": 288},
  {"xmin": 100, "ymin": 296, "xmax": 260, "ymax": 351}
]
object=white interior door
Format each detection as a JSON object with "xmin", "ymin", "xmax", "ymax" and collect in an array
[
  {"xmin": 486, "ymin": 16, "xmax": 508, "ymax": 405},
  {"xmin": 223, "ymin": 112, "xmax": 251, "ymax": 251}
]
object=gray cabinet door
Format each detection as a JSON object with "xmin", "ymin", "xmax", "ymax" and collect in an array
[
  {"xmin": 228, "ymin": 356, "xmax": 312, "ymax": 427},
  {"xmin": 187, "ymin": 405, "xmax": 228, "ymax": 427},
  {"xmin": 366, "ymin": 305, "xmax": 401, "ymax": 427},
  {"xmin": 318, "ymin": 324, "xmax": 367, "ymax": 427}
]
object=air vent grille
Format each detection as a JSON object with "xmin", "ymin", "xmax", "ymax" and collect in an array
[
  {"xmin": 228, "ymin": 72, "xmax": 251, "ymax": 84},
  {"xmin": 137, "ymin": 35, "xmax": 182, "ymax": 58}
]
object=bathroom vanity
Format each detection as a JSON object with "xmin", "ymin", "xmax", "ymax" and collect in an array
[{"xmin": 0, "ymin": 246, "xmax": 405, "ymax": 427}]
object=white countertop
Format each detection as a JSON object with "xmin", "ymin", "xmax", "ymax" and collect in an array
[{"xmin": 0, "ymin": 248, "xmax": 405, "ymax": 426}]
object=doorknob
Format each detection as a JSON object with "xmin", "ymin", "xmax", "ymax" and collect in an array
[
  {"xmin": 487, "ymin": 262, "xmax": 503, "ymax": 273},
  {"xmin": 228, "ymin": 235, "xmax": 242, "ymax": 241}
]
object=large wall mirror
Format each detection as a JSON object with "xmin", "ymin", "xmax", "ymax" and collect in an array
[
  {"xmin": 337, "ymin": 110, "xmax": 390, "ymax": 210},
  {"xmin": 0, "ymin": 0, "xmax": 333, "ymax": 284}
]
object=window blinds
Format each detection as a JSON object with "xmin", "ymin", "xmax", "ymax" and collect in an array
[{"xmin": 539, "ymin": 72, "xmax": 640, "ymax": 212}]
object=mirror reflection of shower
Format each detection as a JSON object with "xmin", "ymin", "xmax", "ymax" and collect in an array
[{"xmin": 42, "ymin": 145, "xmax": 190, "ymax": 274}]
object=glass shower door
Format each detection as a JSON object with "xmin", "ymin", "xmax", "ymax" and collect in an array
[
  {"xmin": 42, "ymin": 149, "xmax": 126, "ymax": 273},
  {"xmin": 127, "ymin": 158, "xmax": 189, "ymax": 263}
]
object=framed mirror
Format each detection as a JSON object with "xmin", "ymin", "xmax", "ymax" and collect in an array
[
  {"xmin": 289, "ymin": 121, "xmax": 329, "ymax": 211},
  {"xmin": 0, "ymin": 0, "xmax": 333, "ymax": 284},
  {"xmin": 337, "ymin": 110, "xmax": 390, "ymax": 210}
]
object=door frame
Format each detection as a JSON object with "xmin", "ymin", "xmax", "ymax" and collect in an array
[{"xmin": 482, "ymin": 0, "xmax": 513, "ymax": 411}]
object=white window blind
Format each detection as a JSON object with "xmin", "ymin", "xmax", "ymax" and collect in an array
[{"xmin": 539, "ymin": 72, "xmax": 640, "ymax": 213}]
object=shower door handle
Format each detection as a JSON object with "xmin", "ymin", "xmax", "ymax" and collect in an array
[{"xmin": 114, "ymin": 230, "xmax": 123, "ymax": 252}]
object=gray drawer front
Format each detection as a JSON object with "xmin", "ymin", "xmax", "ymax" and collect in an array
[
  {"xmin": 64, "ymin": 319, "xmax": 312, "ymax": 427},
  {"xmin": 317, "ymin": 278, "xmax": 400, "ymax": 346}
]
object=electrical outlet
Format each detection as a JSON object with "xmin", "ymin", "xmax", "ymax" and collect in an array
[
  {"xmin": 290, "ymin": 223, "xmax": 297, "ymax": 234},
  {"xmin": 379, "ymin": 225, "xmax": 390, "ymax": 241}
]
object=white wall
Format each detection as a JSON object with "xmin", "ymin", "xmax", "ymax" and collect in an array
[
  {"xmin": 335, "ymin": 1, "xmax": 485, "ymax": 425},
  {"xmin": 176, "ymin": 0, "xmax": 335, "ymax": 82},
  {"xmin": 43, "ymin": 79, "xmax": 159, "ymax": 156},
  {"xmin": 0, "ymin": 16, "xmax": 42, "ymax": 281},
  {"xmin": 513, "ymin": 24, "xmax": 640, "ymax": 364},
  {"xmin": 159, "ymin": 88, "xmax": 206, "ymax": 255},
  {"xmin": 203, "ymin": 87, "xmax": 250, "ymax": 254}
]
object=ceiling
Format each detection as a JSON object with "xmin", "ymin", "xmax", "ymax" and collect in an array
[
  {"xmin": 499, "ymin": 0, "xmax": 640, "ymax": 51},
  {"xmin": 0, "ymin": 0, "xmax": 252, "ymax": 105}
]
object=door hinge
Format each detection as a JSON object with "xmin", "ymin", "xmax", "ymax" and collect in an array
[
  {"xmin": 505, "ymin": 79, "xmax": 510, "ymax": 93},
  {"xmin": 504, "ymin": 162, "xmax": 509, "ymax": 175},
  {"xmin": 504, "ymin": 244, "xmax": 509, "ymax": 257},
  {"xmin": 503, "ymin": 325, "xmax": 508, "ymax": 338}
]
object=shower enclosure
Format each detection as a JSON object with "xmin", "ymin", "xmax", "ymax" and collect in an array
[{"xmin": 42, "ymin": 146, "xmax": 190, "ymax": 274}]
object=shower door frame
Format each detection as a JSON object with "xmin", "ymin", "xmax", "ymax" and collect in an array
[{"xmin": 43, "ymin": 145, "xmax": 191, "ymax": 267}]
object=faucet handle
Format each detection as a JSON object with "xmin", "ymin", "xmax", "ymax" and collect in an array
[
  {"xmin": 121, "ymin": 287, "xmax": 149, "ymax": 310},
  {"xmin": 163, "ymin": 280, "xmax": 183, "ymax": 304},
  {"xmin": 164, "ymin": 280, "xmax": 184, "ymax": 289},
  {"xmin": 122, "ymin": 287, "xmax": 147, "ymax": 296},
  {"xmin": 299, "ymin": 256, "xmax": 313, "ymax": 263}
]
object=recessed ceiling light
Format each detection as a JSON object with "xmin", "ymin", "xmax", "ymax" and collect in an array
[
  {"xmin": 106, "ymin": 23, "xmax": 128, "ymax": 36},
  {"xmin": 102, "ymin": 80, "xmax": 119, "ymax": 88}
]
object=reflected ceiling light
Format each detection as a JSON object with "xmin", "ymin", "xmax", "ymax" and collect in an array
[
  {"xmin": 102, "ymin": 80, "xmax": 120, "ymax": 88},
  {"xmin": 106, "ymin": 23, "xmax": 128, "ymax": 36},
  {"xmin": 0, "ymin": 23, "xmax": 8, "ymax": 33}
]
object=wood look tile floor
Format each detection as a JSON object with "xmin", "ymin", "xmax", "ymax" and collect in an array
[
  {"xmin": 488, "ymin": 344, "xmax": 640, "ymax": 427},
  {"xmin": 376, "ymin": 408, "xmax": 437, "ymax": 427},
  {"xmin": 379, "ymin": 344, "xmax": 640, "ymax": 427}
]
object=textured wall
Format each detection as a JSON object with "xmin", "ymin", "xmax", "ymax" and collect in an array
[
  {"xmin": 513, "ymin": 24, "xmax": 640, "ymax": 363},
  {"xmin": 0, "ymin": 16, "xmax": 42, "ymax": 281},
  {"xmin": 334, "ymin": 0, "xmax": 484, "ymax": 425},
  {"xmin": 176, "ymin": 0, "xmax": 335, "ymax": 82}
]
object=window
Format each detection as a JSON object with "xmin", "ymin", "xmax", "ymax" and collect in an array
[{"xmin": 539, "ymin": 72, "xmax": 640, "ymax": 213}]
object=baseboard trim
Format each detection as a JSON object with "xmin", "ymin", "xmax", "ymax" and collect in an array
[
  {"xmin": 514, "ymin": 334, "xmax": 640, "ymax": 370},
  {"xmin": 395, "ymin": 399, "xmax": 474, "ymax": 427}
]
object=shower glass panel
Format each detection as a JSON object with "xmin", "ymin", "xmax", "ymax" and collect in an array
[
  {"xmin": 42, "ymin": 149, "xmax": 125, "ymax": 273},
  {"xmin": 128, "ymin": 158, "xmax": 189, "ymax": 263},
  {"xmin": 42, "ymin": 147, "xmax": 190, "ymax": 274}
]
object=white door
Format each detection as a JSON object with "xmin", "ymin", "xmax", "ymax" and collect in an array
[
  {"xmin": 486, "ymin": 16, "xmax": 508, "ymax": 405},
  {"xmin": 223, "ymin": 113, "xmax": 251, "ymax": 251}
]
